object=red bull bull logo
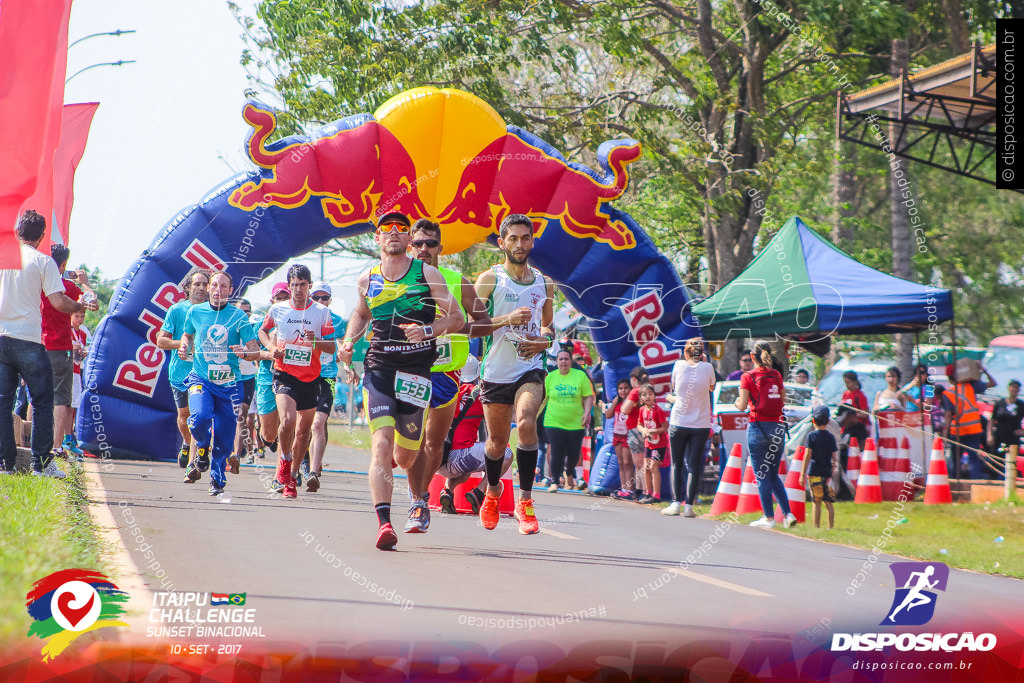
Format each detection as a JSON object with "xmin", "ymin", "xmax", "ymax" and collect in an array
[
  {"xmin": 437, "ymin": 134, "xmax": 639, "ymax": 250},
  {"xmin": 228, "ymin": 103, "xmax": 428, "ymax": 227},
  {"xmin": 226, "ymin": 90, "xmax": 640, "ymax": 252}
]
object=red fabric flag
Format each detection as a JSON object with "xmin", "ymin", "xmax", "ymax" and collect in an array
[
  {"xmin": 0, "ymin": 0, "xmax": 74, "ymax": 268},
  {"xmin": 48, "ymin": 103, "xmax": 99, "ymax": 249}
]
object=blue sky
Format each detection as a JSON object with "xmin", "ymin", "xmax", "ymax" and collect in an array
[{"xmin": 64, "ymin": 0, "xmax": 366, "ymax": 315}]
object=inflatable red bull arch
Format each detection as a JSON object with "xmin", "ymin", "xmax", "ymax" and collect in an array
[{"xmin": 78, "ymin": 87, "xmax": 700, "ymax": 459}]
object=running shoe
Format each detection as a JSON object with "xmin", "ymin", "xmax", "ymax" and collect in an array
[
  {"xmin": 376, "ymin": 522, "xmax": 398, "ymax": 550},
  {"xmin": 283, "ymin": 477, "xmax": 297, "ymax": 499},
  {"xmin": 514, "ymin": 498, "xmax": 540, "ymax": 535},
  {"xmin": 275, "ymin": 456, "xmax": 290, "ymax": 487},
  {"xmin": 269, "ymin": 478, "xmax": 284, "ymax": 493},
  {"xmin": 245, "ymin": 453, "xmax": 255, "ymax": 464},
  {"xmin": 195, "ymin": 447, "xmax": 210, "ymax": 472},
  {"xmin": 750, "ymin": 516, "xmax": 776, "ymax": 529},
  {"xmin": 464, "ymin": 487, "xmax": 485, "ymax": 514},
  {"xmin": 32, "ymin": 461, "xmax": 67, "ymax": 479},
  {"xmin": 295, "ymin": 470, "xmax": 303, "ymax": 487},
  {"xmin": 638, "ymin": 494, "xmax": 655, "ymax": 504},
  {"xmin": 404, "ymin": 501, "xmax": 430, "ymax": 533},
  {"xmin": 176, "ymin": 443, "xmax": 189, "ymax": 468},
  {"xmin": 783, "ymin": 512, "xmax": 798, "ymax": 529},
  {"xmin": 300, "ymin": 460, "xmax": 310, "ymax": 477},
  {"xmin": 228, "ymin": 454, "xmax": 240, "ymax": 474},
  {"xmin": 479, "ymin": 492, "xmax": 500, "ymax": 530},
  {"xmin": 183, "ymin": 465, "xmax": 201, "ymax": 483},
  {"xmin": 613, "ymin": 489, "xmax": 635, "ymax": 501},
  {"xmin": 305, "ymin": 472, "xmax": 320, "ymax": 492},
  {"xmin": 576, "ymin": 479, "xmax": 587, "ymax": 491},
  {"xmin": 255, "ymin": 447, "xmax": 266, "ymax": 459},
  {"xmin": 209, "ymin": 481, "xmax": 225, "ymax": 496},
  {"xmin": 62, "ymin": 435, "xmax": 85, "ymax": 458},
  {"xmin": 683, "ymin": 504, "xmax": 696, "ymax": 518},
  {"xmin": 662, "ymin": 501, "xmax": 681, "ymax": 516},
  {"xmin": 547, "ymin": 483, "xmax": 558, "ymax": 493},
  {"xmin": 266, "ymin": 439, "xmax": 278, "ymax": 454},
  {"xmin": 439, "ymin": 488, "xmax": 457, "ymax": 514}
]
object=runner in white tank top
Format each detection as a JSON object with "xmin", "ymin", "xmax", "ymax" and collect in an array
[{"xmin": 472, "ymin": 214, "xmax": 555, "ymax": 536}]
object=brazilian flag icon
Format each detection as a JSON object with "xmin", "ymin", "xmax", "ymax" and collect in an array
[{"xmin": 228, "ymin": 593, "xmax": 246, "ymax": 606}]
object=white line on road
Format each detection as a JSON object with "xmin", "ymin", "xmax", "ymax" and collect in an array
[
  {"xmin": 667, "ymin": 567, "xmax": 773, "ymax": 597},
  {"xmin": 539, "ymin": 527, "xmax": 580, "ymax": 540}
]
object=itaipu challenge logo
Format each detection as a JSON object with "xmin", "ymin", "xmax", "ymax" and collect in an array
[{"xmin": 26, "ymin": 569, "xmax": 129, "ymax": 661}]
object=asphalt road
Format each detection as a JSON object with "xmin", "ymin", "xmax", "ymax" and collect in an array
[{"xmin": 93, "ymin": 441, "xmax": 1023, "ymax": 657}]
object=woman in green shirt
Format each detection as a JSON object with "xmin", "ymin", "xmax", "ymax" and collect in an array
[{"xmin": 543, "ymin": 349, "xmax": 594, "ymax": 491}]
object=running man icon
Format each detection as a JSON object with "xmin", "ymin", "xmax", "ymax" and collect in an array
[{"xmin": 883, "ymin": 562, "xmax": 950, "ymax": 626}]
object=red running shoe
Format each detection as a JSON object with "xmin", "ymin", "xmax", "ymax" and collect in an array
[
  {"xmin": 283, "ymin": 477, "xmax": 297, "ymax": 499},
  {"xmin": 376, "ymin": 523, "xmax": 398, "ymax": 550},
  {"xmin": 479, "ymin": 493, "xmax": 500, "ymax": 530},
  {"xmin": 275, "ymin": 456, "xmax": 290, "ymax": 486},
  {"xmin": 515, "ymin": 498, "xmax": 540, "ymax": 535}
]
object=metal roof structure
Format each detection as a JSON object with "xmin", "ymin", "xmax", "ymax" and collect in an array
[{"xmin": 837, "ymin": 43, "xmax": 1007, "ymax": 190}]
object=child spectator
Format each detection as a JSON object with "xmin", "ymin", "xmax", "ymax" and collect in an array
[
  {"xmin": 637, "ymin": 384, "xmax": 668, "ymax": 503},
  {"xmin": 800, "ymin": 406, "xmax": 837, "ymax": 528},
  {"xmin": 602, "ymin": 378, "xmax": 634, "ymax": 500}
]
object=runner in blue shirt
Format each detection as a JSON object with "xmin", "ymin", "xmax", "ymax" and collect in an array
[
  {"xmin": 179, "ymin": 271, "xmax": 260, "ymax": 495},
  {"xmin": 156, "ymin": 267, "xmax": 209, "ymax": 473}
]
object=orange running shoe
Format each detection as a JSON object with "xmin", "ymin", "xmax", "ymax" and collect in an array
[
  {"xmin": 515, "ymin": 498, "xmax": 540, "ymax": 535},
  {"xmin": 479, "ymin": 492, "xmax": 500, "ymax": 530}
]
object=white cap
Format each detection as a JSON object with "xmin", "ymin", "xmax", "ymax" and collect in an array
[
  {"xmin": 461, "ymin": 356, "xmax": 480, "ymax": 383},
  {"xmin": 312, "ymin": 282, "xmax": 332, "ymax": 297}
]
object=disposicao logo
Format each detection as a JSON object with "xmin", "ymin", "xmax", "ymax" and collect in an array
[
  {"xmin": 884, "ymin": 561, "xmax": 948, "ymax": 626},
  {"xmin": 831, "ymin": 562, "xmax": 996, "ymax": 653},
  {"xmin": 26, "ymin": 569, "xmax": 129, "ymax": 661}
]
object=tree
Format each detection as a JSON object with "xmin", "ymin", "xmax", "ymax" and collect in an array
[{"xmin": 74, "ymin": 264, "xmax": 116, "ymax": 332}]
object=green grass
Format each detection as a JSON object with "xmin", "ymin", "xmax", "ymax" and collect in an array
[
  {"xmin": 716, "ymin": 501, "xmax": 1024, "ymax": 579},
  {"xmin": 326, "ymin": 421, "xmax": 371, "ymax": 450},
  {"xmin": 0, "ymin": 463, "xmax": 106, "ymax": 641}
]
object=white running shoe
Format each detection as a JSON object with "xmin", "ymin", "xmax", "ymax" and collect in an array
[
  {"xmin": 784, "ymin": 512, "xmax": 798, "ymax": 529},
  {"xmin": 33, "ymin": 461, "xmax": 67, "ymax": 479},
  {"xmin": 683, "ymin": 504, "xmax": 696, "ymax": 518},
  {"xmin": 749, "ymin": 516, "xmax": 776, "ymax": 529},
  {"xmin": 547, "ymin": 483, "xmax": 558, "ymax": 493},
  {"xmin": 661, "ymin": 501, "xmax": 681, "ymax": 516}
]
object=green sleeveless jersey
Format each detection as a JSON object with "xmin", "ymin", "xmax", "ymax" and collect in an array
[
  {"xmin": 364, "ymin": 258, "xmax": 437, "ymax": 371},
  {"xmin": 431, "ymin": 266, "xmax": 470, "ymax": 373}
]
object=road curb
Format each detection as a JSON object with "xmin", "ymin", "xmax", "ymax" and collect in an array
[{"xmin": 81, "ymin": 460, "xmax": 155, "ymax": 642}]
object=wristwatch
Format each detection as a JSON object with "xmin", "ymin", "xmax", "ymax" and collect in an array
[{"xmin": 422, "ymin": 324, "xmax": 434, "ymax": 339}]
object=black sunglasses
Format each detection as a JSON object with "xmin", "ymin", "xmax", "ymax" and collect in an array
[
  {"xmin": 411, "ymin": 239, "xmax": 440, "ymax": 248},
  {"xmin": 311, "ymin": 294, "xmax": 331, "ymax": 302}
]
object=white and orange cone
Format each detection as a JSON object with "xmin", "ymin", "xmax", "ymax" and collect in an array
[
  {"xmin": 854, "ymin": 437, "xmax": 883, "ymax": 504},
  {"xmin": 736, "ymin": 458, "xmax": 763, "ymax": 515},
  {"xmin": 924, "ymin": 437, "xmax": 953, "ymax": 505},
  {"xmin": 776, "ymin": 446, "xmax": 807, "ymax": 524},
  {"xmin": 709, "ymin": 443, "xmax": 744, "ymax": 516},
  {"xmin": 847, "ymin": 437, "xmax": 861, "ymax": 490}
]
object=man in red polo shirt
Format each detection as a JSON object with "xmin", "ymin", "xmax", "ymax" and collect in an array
[{"xmin": 40, "ymin": 245, "xmax": 97, "ymax": 459}]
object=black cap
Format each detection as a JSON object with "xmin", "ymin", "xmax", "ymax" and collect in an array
[{"xmin": 376, "ymin": 212, "xmax": 411, "ymax": 228}]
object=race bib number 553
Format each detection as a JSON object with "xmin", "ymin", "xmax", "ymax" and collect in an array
[{"xmin": 394, "ymin": 371, "xmax": 431, "ymax": 408}]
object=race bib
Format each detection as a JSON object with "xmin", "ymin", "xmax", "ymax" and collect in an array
[
  {"xmin": 435, "ymin": 339, "xmax": 453, "ymax": 365},
  {"xmin": 284, "ymin": 343, "xmax": 312, "ymax": 367},
  {"xmin": 208, "ymin": 364, "xmax": 234, "ymax": 385},
  {"xmin": 394, "ymin": 371, "xmax": 431, "ymax": 408}
]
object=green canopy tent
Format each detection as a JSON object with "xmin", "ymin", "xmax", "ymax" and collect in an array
[{"xmin": 690, "ymin": 216, "xmax": 954, "ymax": 347}]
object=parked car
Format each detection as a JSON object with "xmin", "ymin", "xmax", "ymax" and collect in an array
[{"xmin": 981, "ymin": 335, "xmax": 1024, "ymax": 399}]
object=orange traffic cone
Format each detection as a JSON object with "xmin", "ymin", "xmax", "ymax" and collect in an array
[
  {"xmin": 881, "ymin": 436, "xmax": 909, "ymax": 501},
  {"xmin": 854, "ymin": 437, "xmax": 883, "ymax": 503},
  {"xmin": 709, "ymin": 443, "xmax": 744, "ymax": 515},
  {"xmin": 924, "ymin": 437, "xmax": 952, "ymax": 504},
  {"xmin": 776, "ymin": 446, "xmax": 806, "ymax": 524},
  {"xmin": 847, "ymin": 437, "xmax": 861, "ymax": 489},
  {"xmin": 736, "ymin": 459, "xmax": 763, "ymax": 515}
]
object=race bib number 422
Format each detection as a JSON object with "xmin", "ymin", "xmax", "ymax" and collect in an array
[
  {"xmin": 284, "ymin": 343, "xmax": 312, "ymax": 367},
  {"xmin": 394, "ymin": 371, "xmax": 431, "ymax": 408}
]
